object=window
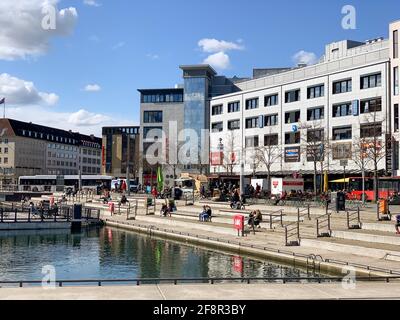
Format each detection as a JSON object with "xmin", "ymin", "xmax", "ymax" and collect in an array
[
  {"xmin": 333, "ymin": 102, "xmax": 352, "ymax": 117},
  {"xmin": 285, "ymin": 132, "xmax": 300, "ymax": 144},
  {"xmin": 245, "ymin": 117, "xmax": 259, "ymax": 129},
  {"xmin": 4, "ymin": 157, "xmax": 8, "ymax": 164},
  {"xmin": 333, "ymin": 79, "xmax": 352, "ymax": 94},
  {"xmin": 245, "ymin": 98, "xmax": 259, "ymax": 110},
  {"xmin": 332, "ymin": 126, "xmax": 352, "ymax": 141},
  {"xmin": 332, "ymin": 143, "xmax": 352, "ymax": 160},
  {"xmin": 307, "ymin": 84, "xmax": 324, "ymax": 99},
  {"xmin": 285, "ymin": 110, "xmax": 300, "ymax": 124},
  {"xmin": 307, "ymin": 129, "xmax": 324, "ymax": 142},
  {"xmin": 264, "ymin": 134, "xmax": 278, "ymax": 146},
  {"xmin": 264, "ymin": 114, "xmax": 278, "ymax": 127},
  {"xmin": 228, "ymin": 119, "xmax": 240, "ymax": 130},
  {"xmin": 211, "ymin": 122, "xmax": 223, "ymax": 132},
  {"xmin": 394, "ymin": 30, "xmax": 399, "ymax": 59},
  {"xmin": 307, "ymin": 107, "xmax": 324, "ymax": 120},
  {"xmin": 142, "ymin": 92, "xmax": 183, "ymax": 103},
  {"xmin": 212, "ymin": 105, "xmax": 223, "ymax": 115},
  {"xmin": 143, "ymin": 111, "xmax": 163, "ymax": 123},
  {"xmin": 307, "ymin": 144, "xmax": 324, "ymax": 162},
  {"xmin": 394, "ymin": 67, "xmax": 399, "ymax": 96},
  {"xmin": 245, "ymin": 136, "xmax": 259, "ymax": 148},
  {"xmin": 4, "ymin": 147, "xmax": 8, "ymax": 154},
  {"xmin": 264, "ymin": 94, "xmax": 278, "ymax": 106},
  {"xmin": 285, "ymin": 89, "xmax": 300, "ymax": 103},
  {"xmin": 228, "ymin": 101, "xmax": 240, "ymax": 113},
  {"xmin": 360, "ymin": 98, "xmax": 382, "ymax": 114},
  {"xmin": 395, "ymin": 104, "xmax": 399, "ymax": 132},
  {"xmin": 360, "ymin": 73, "xmax": 381, "ymax": 89},
  {"xmin": 360, "ymin": 123, "xmax": 382, "ymax": 138},
  {"xmin": 143, "ymin": 127, "xmax": 163, "ymax": 138}
]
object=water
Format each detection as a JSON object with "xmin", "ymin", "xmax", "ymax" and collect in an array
[{"xmin": 0, "ymin": 227, "xmax": 322, "ymax": 282}]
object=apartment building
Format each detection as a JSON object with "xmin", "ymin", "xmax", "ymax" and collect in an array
[
  {"xmin": 0, "ymin": 118, "xmax": 102, "ymax": 186},
  {"xmin": 138, "ymin": 65, "xmax": 240, "ymax": 186},
  {"xmin": 101, "ymin": 126, "xmax": 140, "ymax": 179},
  {"xmin": 210, "ymin": 21, "xmax": 400, "ymax": 188}
]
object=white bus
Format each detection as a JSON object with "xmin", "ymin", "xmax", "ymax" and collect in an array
[{"xmin": 18, "ymin": 175, "xmax": 113, "ymax": 193}]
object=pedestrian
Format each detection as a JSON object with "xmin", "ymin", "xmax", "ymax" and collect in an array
[{"xmin": 395, "ymin": 214, "xmax": 400, "ymax": 234}]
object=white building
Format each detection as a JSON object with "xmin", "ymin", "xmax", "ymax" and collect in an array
[{"xmin": 210, "ymin": 21, "xmax": 400, "ymax": 189}]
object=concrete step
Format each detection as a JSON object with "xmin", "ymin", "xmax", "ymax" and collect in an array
[
  {"xmin": 301, "ymin": 238, "xmax": 400, "ymax": 262},
  {"xmin": 331, "ymin": 230, "xmax": 400, "ymax": 246},
  {"xmin": 362, "ymin": 222, "xmax": 397, "ymax": 233}
]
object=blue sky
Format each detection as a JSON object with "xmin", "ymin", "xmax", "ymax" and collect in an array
[{"xmin": 0, "ymin": 0, "xmax": 399, "ymax": 135}]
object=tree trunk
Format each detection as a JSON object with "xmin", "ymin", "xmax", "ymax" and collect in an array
[
  {"xmin": 314, "ymin": 161, "xmax": 317, "ymax": 200},
  {"xmin": 374, "ymin": 163, "xmax": 379, "ymax": 203}
]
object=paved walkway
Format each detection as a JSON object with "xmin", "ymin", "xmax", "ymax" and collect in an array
[{"xmin": 1, "ymin": 282, "xmax": 400, "ymax": 300}]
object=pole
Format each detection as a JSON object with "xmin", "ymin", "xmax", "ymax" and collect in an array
[
  {"xmin": 126, "ymin": 134, "xmax": 130, "ymax": 197},
  {"xmin": 3, "ymin": 99, "xmax": 5, "ymax": 119},
  {"xmin": 362, "ymin": 167, "xmax": 366, "ymax": 204},
  {"xmin": 343, "ymin": 165, "xmax": 346, "ymax": 192}
]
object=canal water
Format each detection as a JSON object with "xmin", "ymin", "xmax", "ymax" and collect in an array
[{"xmin": 0, "ymin": 227, "xmax": 323, "ymax": 282}]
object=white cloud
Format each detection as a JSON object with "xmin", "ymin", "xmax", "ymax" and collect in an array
[
  {"xmin": 0, "ymin": 73, "xmax": 59, "ymax": 106},
  {"xmin": 68, "ymin": 109, "xmax": 109, "ymax": 126},
  {"xmin": 83, "ymin": 0, "xmax": 101, "ymax": 7},
  {"xmin": 203, "ymin": 52, "xmax": 230, "ymax": 70},
  {"xmin": 0, "ymin": 0, "xmax": 78, "ymax": 60},
  {"xmin": 84, "ymin": 84, "xmax": 101, "ymax": 92},
  {"xmin": 6, "ymin": 106, "xmax": 132, "ymax": 136},
  {"xmin": 146, "ymin": 53, "xmax": 159, "ymax": 60},
  {"xmin": 198, "ymin": 38, "xmax": 244, "ymax": 53},
  {"xmin": 112, "ymin": 42, "xmax": 126, "ymax": 50},
  {"xmin": 292, "ymin": 50, "xmax": 318, "ymax": 66}
]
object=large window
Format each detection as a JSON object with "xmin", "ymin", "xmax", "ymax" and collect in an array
[
  {"xmin": 394, "ymin": 30, "xmax": 399, "ymax": 59},
  {"xmin": 307, "ymin": 84, "xmax": 324, "ymax": 99},
  {"xmin": 395, "ymin": 104, "xmax": 399, "ymax": 132},
  {"xmin": 285, "ymin": 89, "xmax": 300, "ymax": 103},
  {"xmin": 143, "ymin": 126, "xmax": 163, "ymax": 138},
  {"xmin": 211, "ymin": 122, "xmax": 223, "ymax": 133},
  {"xmin": 332, "ymin": 143, "xmax": 352, "ymax": 160},
  {"xmin": 264, "ymin": 114, "xmax": 278, "ymax": 127},
  {"xmin": 245, "ymin": 98, "xmax": 259, "ymax": 110},
  {"xmin": 333, "ymin": 102, "xmax": 352, "ymax": 117},
  {"xmin": 228, "ymin": 119, "xmax": 240, "ymax": 130},
  {"xmin": 142, "ymin": 92, "xmax": 183, "ymax": 103},
  {"xmin": 360, "ymin": 123, "xmax": 382, "ymax": 138},
  {"xmin": 245, "ymin": 136, "xmax": 259, "ymax": 148},
  {"xmin": 264, "ymin": 94, "xmax": 278, "ymax": 107},
  {"xmin": 307, "ymin": 129, "xmax": 324, "ymax": 142},
  {"xmin": 212, "ymin": 105, "xmax": 223, "ymax": 115},
  {"xmin": 333, "ymin": 79, "xmax": 352, "ymax": 94},
  {"xmin": 394, "ymin": 67, "xmax": 399, "ymax": 96},
  {"xmin": 228, "ymin": 101, "xmax": 240, "ymax": 113},
  {"xmin": 143, "ymin": 111, "xmax": 163, "ymax": 123},
  {"xmin": 285, "ymin": 132, "xmax": 300, "ymax": 144},
  {"xmin": 285, "ymin": 110, "xmax": 300, "ymax": 124},
  {"xmin": 332, "ymin": 126, "xmax": 352, "ymax": 141},
  {"xmin": 264, "ymin": 134, "xmax": 278, "ymax": 146},
  {"xmin": 307, "ymin": 107, "xmax": 324, "ymax": 120},
  {"xmin": 360, "ymin": 73, "xmax": 381, "ymax": 89},
  {"xmin": 360, "ymin": 97, "xmax": 382, "ymax": 114},
  {"xmin": 245, "ymin": 117, "xmax": 259, "ymax": 129}
]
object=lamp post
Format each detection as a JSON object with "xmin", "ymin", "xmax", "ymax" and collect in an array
[{"xmin": 126, "ymin": 134, "xmax": 131, "ymax": 196}]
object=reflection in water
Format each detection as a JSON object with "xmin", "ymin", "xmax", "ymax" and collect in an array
[{"xmin": 0, "ymin": 227, "xmax": 322, "ymax": 281}]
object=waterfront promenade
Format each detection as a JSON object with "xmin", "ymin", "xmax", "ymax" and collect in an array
[{"xmin": 1, "ymin": 282, "xmax": 400, "ymax": 300}]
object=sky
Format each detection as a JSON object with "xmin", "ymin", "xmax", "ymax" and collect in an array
[{"xmin": 0, "ymin": 0, "xmax": 399, "ymax": 136}]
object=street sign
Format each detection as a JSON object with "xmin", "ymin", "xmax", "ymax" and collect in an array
[
  {"xmin": 292, "ymin": 125, "xmax": 298, "ymax": 132},
  {"xmin": 340, "ymin": 160, "xmax": 348, "ymax": 167}
]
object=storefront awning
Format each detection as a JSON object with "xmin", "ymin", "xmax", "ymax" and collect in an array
[{"xmin": 329, "ymin": 178, "xmax": 350, "ymax": 183}]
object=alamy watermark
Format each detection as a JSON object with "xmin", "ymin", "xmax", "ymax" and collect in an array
[{"xmin": 342, "ymin": 5, "xmax": 356, "ymax": 30}]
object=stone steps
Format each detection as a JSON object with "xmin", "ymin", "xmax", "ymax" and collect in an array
[{"xmin": 331, "ymin": 230, "xmax": 400, "ymax": 246}]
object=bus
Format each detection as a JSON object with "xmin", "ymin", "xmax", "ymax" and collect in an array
[
  {"xmin": 18, "ymin": 175, "xmax": 113, "ymax": 193},
  {"xmin": 347, "ymin": 176, "xmax": 400, "ymax": 201}
]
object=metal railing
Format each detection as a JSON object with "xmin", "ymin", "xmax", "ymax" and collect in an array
[
  {"xmin": 284, "ymin": 221, "xmax": 300, "ymax": 246},
  {"xmin": 265, "ymin": 209, "xmax": 285, "ymax": 230},
  {"xmin": 346, "ymin": 207, "xmax": 361, "ymax": 230},
  {"xmin": 2, "ymin": 275, "xmax": 400, "ymax": 288},
  {"xmin": 316, "ymin": 213, "xmax": 331, "ymax": 237},
  {"xmin": 145, "ymin": 197, "xmax": 156, "ymax": 215},
  {"xmin": 106, "ymin": 219, "xmax": 400, "ymax": 276},
  {"xmin": 184, "ymin": 193, "xmax": 195, "ymax": 206},
  {"xmin": 298, "ymin": 205, "xmax": 311, "ymax": 221}
]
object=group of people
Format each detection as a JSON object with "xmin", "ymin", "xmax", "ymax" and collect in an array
[
  {"xmin": 160, "ymin": 201, "xmax": 176, "ymax": 217},
  {"xmin": 199, "ymin": 205, "xmax": 212, "ymax": 222},
  {"xmin": 248, "ymin": 210, "xmax": 263, "ymax": 228}
]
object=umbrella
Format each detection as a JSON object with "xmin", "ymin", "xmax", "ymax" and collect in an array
[
  {"xmin": 157, "ymin": 166, "xmax": 164, "ymax": 192},
  {"xmin": 323, "ymin": 171, "xmax": 329, "ymax": 192}
]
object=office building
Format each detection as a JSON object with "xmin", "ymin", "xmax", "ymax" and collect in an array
[{"xmin": 209, "ymin": 21, "xmax": 400, "ymax": 189}]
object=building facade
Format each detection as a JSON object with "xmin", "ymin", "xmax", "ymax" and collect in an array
[
  {"xmin": 209, "ymin": 21, "xmax": 400, "ymax": 189},
  {"xmin": 138, "ymin": 65, "xmax": 240, "ymax": 187},
  {"xmin": 101, "ymin": 126, "xmax": 140, "ymax": 180},
  {"xmin": 0, "ymin": 118, "xmax": 102, "ymax": 186}
]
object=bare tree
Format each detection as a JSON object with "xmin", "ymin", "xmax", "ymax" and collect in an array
[
  {"xmin": 221, "ymin": 131, "xmax": 239, "ymax": 175},
  {"xmin": 352, "ymin": 135, "xmax": 373, "ymax": 203},
  {"xmin": 300, "ymin": 121, "xmax": 326, "ymax": 197},
  {"xmin": 255, "ymin": 131, "xmax": 281, "ymax": 192},
  {"xmin": 359, "ymin": 109, "xmax": 386, "ymax": 203}
]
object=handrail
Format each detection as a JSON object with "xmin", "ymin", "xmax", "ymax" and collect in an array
[
  {"xmin": 346, "ymin": 207, "xmax": 361, "ymax": 230},
  {"xmin": 284, "ymin": 221, "xmax": 300, "ymax": 246},
  {"xmin": 316, "ymin": 213, "xmax": 331, "ymax": 237},
  {"xmin": 298, "ymin": 205, "xmax": 311, "ymax": 221},
  {"xmin": 265, "ymin": 209, "xmax": 285, "ymax": 230},
  {"xmin": 2, "ymin": 275, "xmax": 400, "ymax": 288}
]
